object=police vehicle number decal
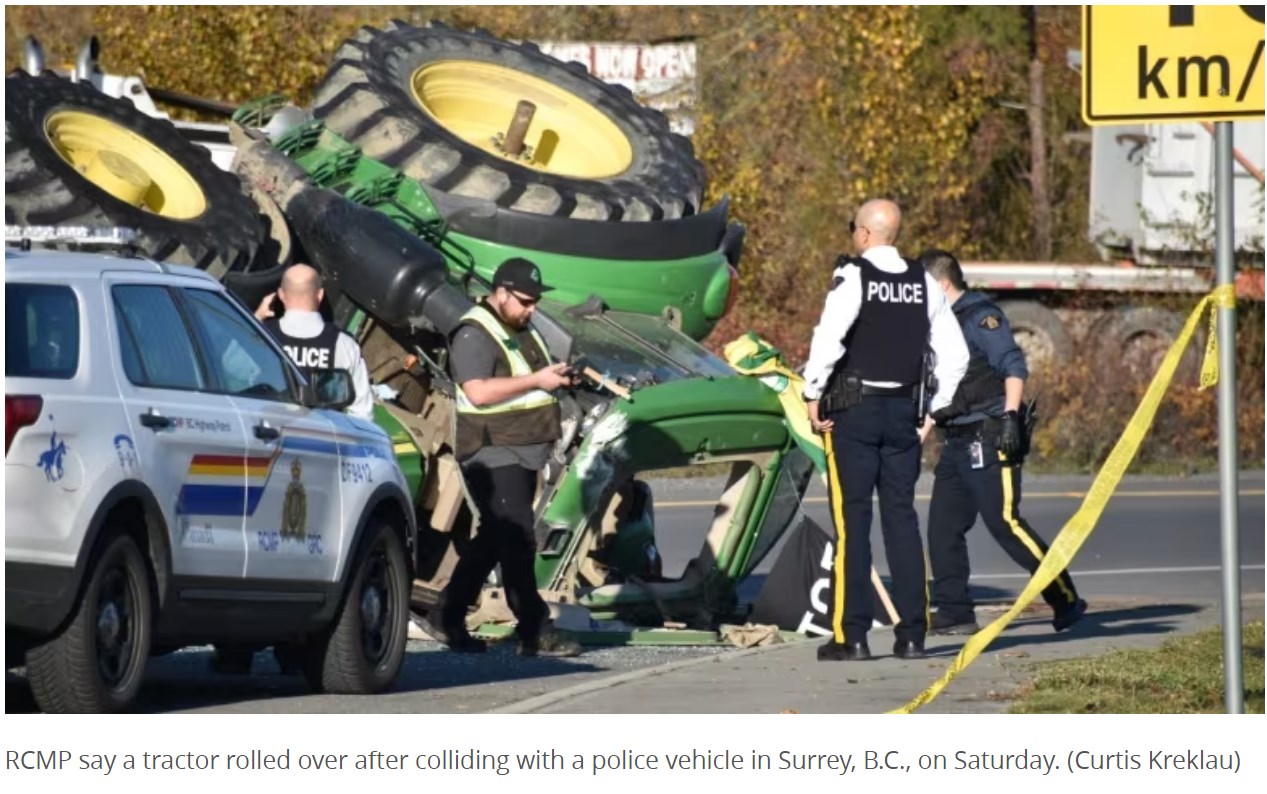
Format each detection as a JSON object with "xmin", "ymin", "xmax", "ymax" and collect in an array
[{"xmin": 341, "ymin": 461, "xmax": 373, "ymax": 484}]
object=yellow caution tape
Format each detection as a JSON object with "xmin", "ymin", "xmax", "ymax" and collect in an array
[
  {"xmin": 892, "ymin": 285, "xmax": 1236, "ymax": 714},
  {"xmin": 724, "ymin": 332, "xmax": 827, "ymax": 473}
]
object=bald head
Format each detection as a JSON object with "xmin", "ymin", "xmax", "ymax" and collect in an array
[
  {"xmin": 277, "ymin": 263, "xmax": 324, "ymax": 312},
  {"xmin": 852, "ymin": 199, "xmax": 902, "ymax": 247}
]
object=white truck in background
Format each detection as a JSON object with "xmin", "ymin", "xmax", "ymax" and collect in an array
[{"xmin": 961, "ymin": 119, "xmax": 1264, "ymax": 378}]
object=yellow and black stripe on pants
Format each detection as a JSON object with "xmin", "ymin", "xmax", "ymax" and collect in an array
[
  {"xmin": 822, "ymin": 400, "xmax": 929, "ymax": 644},
  {"xmin": 996, "ymin": 453, "xmax": 1078, "ymax": 608},
  {"xmin": 824, "ymin": 428, "xmax": 848, "ymax": 643}
]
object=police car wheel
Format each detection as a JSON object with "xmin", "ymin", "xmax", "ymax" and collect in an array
[
  {"xmin": 303, "ymin": 519, "xmax": 409, "ymax": 694},
  {"xmin": 26, "ymin": 534, "xmax": 153, "ymax": 714}
]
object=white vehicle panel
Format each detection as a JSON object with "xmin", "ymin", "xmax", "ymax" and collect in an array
[{"xmin": 104, "ymin": 273, "xmax": 251, "ymax": 579}]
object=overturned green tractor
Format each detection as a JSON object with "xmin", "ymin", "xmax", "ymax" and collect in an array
[{"xmin": 6, "ymin": 21, "xmax": 813, "ymax": 645}]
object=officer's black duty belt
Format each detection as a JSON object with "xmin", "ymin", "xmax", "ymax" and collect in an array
[
  {"xmin": 860, "ymin": 383, "xmax": 919, "ymax": 398},
  {"xmin": 943, "ymin": 420, "xmax": 987, "ymax": 438}
]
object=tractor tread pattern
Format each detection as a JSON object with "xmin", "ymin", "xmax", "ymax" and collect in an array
[
  {"xmin": 311, "ymin": 20, "xmax": 704, "ymax": 222},
  {"xmin": 5, "ymin": 72, "xmax": 266, "ymax": 276}
]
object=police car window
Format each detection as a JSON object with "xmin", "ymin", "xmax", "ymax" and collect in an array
[
  {"xmin": 112, "ymin": 286, "xmax": 206, "ymax": 390},
  {"xmin": 5, "ymin": 284, "xmax": 80, "ymax": 379},
  {"xmin": 181, "ymin": 288, "xmax": 291, "ymax": 401}
]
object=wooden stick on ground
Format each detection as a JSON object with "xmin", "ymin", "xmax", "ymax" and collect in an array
[{"xmin": 871, "ymin": 566, "xmax": 902, "ymax": 626}]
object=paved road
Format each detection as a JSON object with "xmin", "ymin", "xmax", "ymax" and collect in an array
[
  {"xmin": 651, "ymin": 471, "xmax": 1266, "ymax": 605},
  {"xmin": 6, "ymin": 474, "xmax": 1262, "ymax": 713}
]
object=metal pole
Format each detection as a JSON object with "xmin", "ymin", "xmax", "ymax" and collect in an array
[{"xmin": 1214, "ymin": 121, "xmax": 1242, "ymax": 714}]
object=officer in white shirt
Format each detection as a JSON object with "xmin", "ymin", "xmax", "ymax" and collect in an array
[
  {"xmin": 802, "ymin": 199, "xmax": 969, "ymax": 662},
  {"xmin": 254, "ymin": 264, "xmax": 374, "ymax": 421}
]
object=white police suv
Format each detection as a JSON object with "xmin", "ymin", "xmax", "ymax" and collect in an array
[{"xmin": 5, "ymin": 235, "xmax": 417, "ymax": 713}]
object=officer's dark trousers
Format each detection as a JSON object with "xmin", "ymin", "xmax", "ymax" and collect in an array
[
  {"xmin": 442, "ymin": 463, "xmax": 549, "ymax": 639},
  {"xmin": 928, "ymin": 435, "xmax": 1080, "ymax": 622},
  {"xmin": 824, "ymin": 394, "xmax": 927, "ymax": 646}
]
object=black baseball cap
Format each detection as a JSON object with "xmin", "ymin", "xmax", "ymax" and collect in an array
[{"xmin": 492, "ymin": 257, "xmax": 554, "ymax": 299}]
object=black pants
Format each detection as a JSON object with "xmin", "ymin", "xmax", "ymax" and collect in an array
[
  {"xmin": 442, "ymin": 462, "xmax": 548, "ymax": 639},
  {"xmin": 824, "ymin": 394, "xmax": 926, "ymax": 645},
  {"xmin": 928, "ymin": 434, "xmax": 1080, "ymax": 622}
]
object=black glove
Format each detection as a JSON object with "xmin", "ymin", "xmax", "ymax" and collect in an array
[{"xmin": 999, "ymin": 410, "xmax": 1021, "ymax": 457}]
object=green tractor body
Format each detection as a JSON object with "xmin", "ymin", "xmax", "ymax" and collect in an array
[{"xmin": 6, "ymin": 20, "xmax": 813, "ymax": 644}]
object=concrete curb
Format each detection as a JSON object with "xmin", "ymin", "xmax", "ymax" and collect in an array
[{"xmin": 486, "ymin": 637, "xmax": 810, "ymax": 714}]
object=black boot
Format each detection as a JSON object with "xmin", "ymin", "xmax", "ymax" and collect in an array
[
  {"xmin": 931, "ymin": 611, "xmax": 979, "ymax": 636},
  {"xmin": 420, "ymin": 611, "xmax": 488, "ymax": 653},
  {"xmin": 892, "ymin": 639, "xmax": 926, "ymax": 660},
  {"xmin": 1053, "ymin": 599, "xmax": 1088, "ymax": 632},
  {"xmin": 817, "ymin": 640, "xmax": 872, "ymax": 661},
  {"xmin": 518, "ymin": 623, "xmax": 581, "ymax": 658}
]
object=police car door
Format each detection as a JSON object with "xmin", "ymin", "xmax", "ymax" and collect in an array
[
  {"xmin": 176, "ymin": 287, "xmax": 340, "ymax": 584},
  {"xmin": 107, "ymin": 276, "xmax": 250, "ymax": 579}
]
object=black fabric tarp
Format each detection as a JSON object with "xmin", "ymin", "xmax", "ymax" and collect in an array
[{"xmin": 750, "ymin": 513, "xmax": 895, "ymax": 636}]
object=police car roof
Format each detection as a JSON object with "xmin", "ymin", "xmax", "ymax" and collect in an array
[{"xmin": 4, "ymin": 246, "xmax": 220, "ymax": 285}]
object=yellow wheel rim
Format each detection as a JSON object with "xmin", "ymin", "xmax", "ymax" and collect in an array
[
  {"xmin": 410, "ymin": 60, "xmax": 634, "ymax": 179},
  {"xmin": 44, "ymin": 110, "xmax": 207, "ymax": 219}
]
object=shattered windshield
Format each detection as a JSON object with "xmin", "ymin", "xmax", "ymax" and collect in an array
[{"xmin": 539, "ymin": 299, "xmax": 735, "ymax": 389}]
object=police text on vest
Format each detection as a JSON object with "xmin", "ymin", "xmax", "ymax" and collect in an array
[
  {"xmin": 284, "ymin": 345, "xmax": 331, "ymax": 369},
  {"xmin": 867, "ymin": 282, "xmax": 923, "ymax": 303}
]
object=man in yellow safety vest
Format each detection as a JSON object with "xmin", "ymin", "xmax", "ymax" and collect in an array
[{"xmin": 433, "ymin": 258, "xmax": 581, "ymax": 657}]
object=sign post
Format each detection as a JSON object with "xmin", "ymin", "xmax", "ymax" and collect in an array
[
  {"xmin": 1082, "ymin": 5, "xmax": 1261, "ymax": 714},
  {"xmin": 1213, "ymin": 121, "xmax": 1242, "ymax": 714}
]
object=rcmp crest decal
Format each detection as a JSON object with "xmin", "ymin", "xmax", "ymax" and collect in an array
[{"xmin": 281, "ymin": 457, "xmax": 307, "ymax": 540}]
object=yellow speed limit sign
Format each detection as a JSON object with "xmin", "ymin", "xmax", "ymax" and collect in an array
[{"xmin": 1082, "ymin": 5, "xmax": 1265, "ymax": 124}]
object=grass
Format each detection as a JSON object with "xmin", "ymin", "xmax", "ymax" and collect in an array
[{"xmin": 1010, "ymin": 621, "xmax": 1265, "ymax": 714}]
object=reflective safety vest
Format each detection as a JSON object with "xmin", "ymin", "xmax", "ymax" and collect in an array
[{"xmin": 454, "ymin": 304, "xmax": 561, "ymax": 458}]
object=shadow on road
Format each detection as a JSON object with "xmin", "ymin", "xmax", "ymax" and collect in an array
[
  {"xmin": 6, "ymin": 641, "xmax": 607, "ymax": 714},
  {"xmin": 922, "ymin": 602, "xmax": 1206, "ymax": 658}
]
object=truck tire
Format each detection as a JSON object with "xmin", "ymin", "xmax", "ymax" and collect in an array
[
  {"xmin": 996, "ymin": 300, "xmax": 1071, "ymax": 373},
  {"xmin": 1096, "ymin": 306, "xmax": 1197, "ymax": 382},
  {"xmin": 303, "ymin": 518, "xmax": 409, "ymax": 694},
  {"xmin": 5, "ymin": 72, "xmax": 266, "ymax": 277},
  {"xmin": 313, "ymin": 20, "xmax": 705, "ymax": 222},
  {"xmin": 26, "ymin": 534, "xmax": 153, "ymax": 713}
]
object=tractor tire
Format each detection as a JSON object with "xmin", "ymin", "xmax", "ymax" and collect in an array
[
  {"xmin": 5, "ymin": 71, "xmax": 266, "ymax": 277},
  {"xmin": 996, "ymin": 300, "xmax": 1071, "ymax": 374},
  {"xmin": 313, "ymin": 19, "xmax": 705, "ymax": 222}
]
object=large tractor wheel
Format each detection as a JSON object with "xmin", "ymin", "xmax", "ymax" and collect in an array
[
  {"xmin": 313, "ymin": 20, "xmax": 705, "ymax": 222},
  {"xmin": 5, "ymin": 72, "xmax": 266, "ymax": 277}
]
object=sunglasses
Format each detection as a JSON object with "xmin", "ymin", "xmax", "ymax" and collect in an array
[
  {"xmin": 849, "ymin": 220, "xmax": 868, "ymax": 235},
  {"xmin": 509, "ymin": 290, "xmax": 539, "ymax": 307}
]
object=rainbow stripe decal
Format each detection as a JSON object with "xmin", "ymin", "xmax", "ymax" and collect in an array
[
  {"xmin": 178, "ymin": 453, "xmax": 273, "ymax": 517},
  {"xmin": 176, "ymin": 427, "xmax": 389, "ymax": 518}
]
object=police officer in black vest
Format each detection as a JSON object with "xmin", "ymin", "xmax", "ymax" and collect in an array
[
  {"xmin": 803, "ymin": 200, "xmax": 968, "ymax": 661},
  {"xmin": 920, "ymin": 249, "xmax": 1087, "ymax": 635},
  {"xmin": 254, "ymin": 263, "xmax": 373, "ymax": 421}
]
